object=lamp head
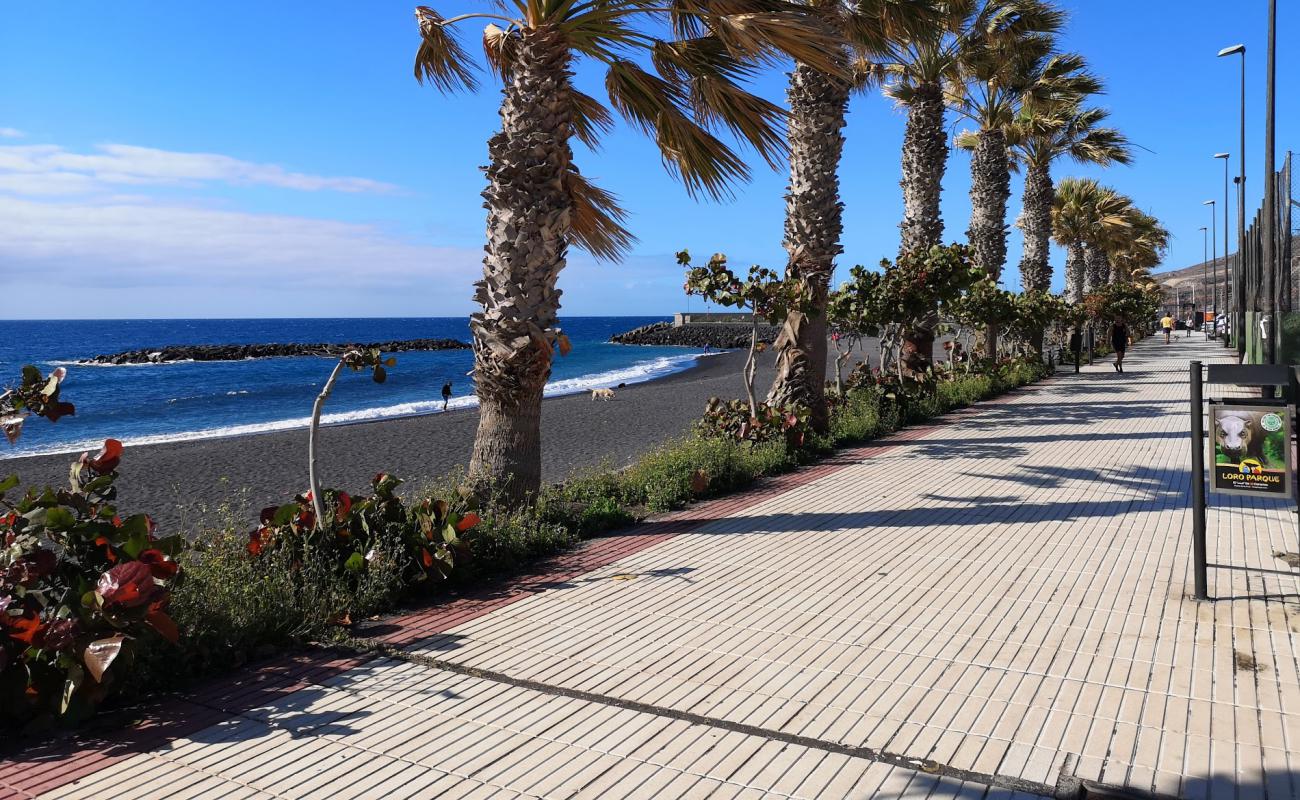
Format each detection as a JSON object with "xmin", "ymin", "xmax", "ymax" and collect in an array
[
  {"xmin": 1203, "ymin": 200, "xmax": 1215, "ymax": 206},
  {"xmin": 1200, "ymin": 226, "xmax": 1208, "ymax": 232},
  {"xmin": 1214, "ymin": 152, "xmax": 1229, "ymax": 159},
  {"xmin": 1217, "ymin": 44, "xmax": 1245, "ymax": 57}
]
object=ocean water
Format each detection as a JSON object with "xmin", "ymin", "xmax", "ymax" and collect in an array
[{"xmin": 0, "ymin": 317, "xmax": 706, "ymax": 459}]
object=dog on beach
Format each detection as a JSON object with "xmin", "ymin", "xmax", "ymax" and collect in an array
[
  {"xmin": 1215, "ymin": 410, "xmax": 1265, "ymax": 463},
  {"xmin": 591, "ymin": 388, "xmax": 615, "ymax": 401}
]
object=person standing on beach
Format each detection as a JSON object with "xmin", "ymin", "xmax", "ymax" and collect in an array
[
  {"xmin": 1111, "ymin": 319, "xmax": 1130, "ymax": 373},
  {"xmin": 441, "ymin": 381, "xmax": 452, "ymax": 411},
  {"xmin": 1160, "ymin": 314, "xmax": 1174, "ymax": 344}
]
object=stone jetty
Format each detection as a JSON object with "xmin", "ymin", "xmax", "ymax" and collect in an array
[
  {"xmin": 610, "ymin": 322, "xmax": 778, "ymax": 349},
  {"xmin": 81, "ymin": 338, "xmax": 470, "ymax": 365}
]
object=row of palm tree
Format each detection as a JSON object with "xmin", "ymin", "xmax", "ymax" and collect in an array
[
  {"xmin": 412, "ymin": 0, "xmax": 1160, "ymax": 504},
  {"xmin": 1051, "ymin": 177, "xmax": 1170, "ymax": 302}
]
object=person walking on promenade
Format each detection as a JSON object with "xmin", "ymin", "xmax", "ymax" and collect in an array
[
  {"xmin": 1186, "ymin": 315, "xmax": 1195, "ymax": 338},
  {"xmin": 1111, "ymin": 318, "xmax": 1130, "ymax": 373},
  {"xmin": 1069, "ymin": 327, "xmax": 1084, "ymax": 374},
  {"xmin": 441, "ymin": 381, "xmax": 453, "ymax": 411},
  {"xmin": 1160, "ymin": 313, "xmax": 1174, "ymax": 344}
]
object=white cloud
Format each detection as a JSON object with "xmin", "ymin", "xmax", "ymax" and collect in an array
[
  {"xmin": 0, "ymin": 128, "xmax": 23, "ymax": 139},
  {"xmin": 0, "ymin": 139, "xmax": 476, "ymax": 307},
  {"xmin": 0, "ymin": 195, "xmax": 475, "ymax": 291},
  {"xmin": 0, "ymin": 143, "xmax": 399, "ymax": 196}
]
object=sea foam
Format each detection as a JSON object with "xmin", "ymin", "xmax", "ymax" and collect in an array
[{"xmin": 4, "ymin": 352, "xmax": 707, "ymax": 458}]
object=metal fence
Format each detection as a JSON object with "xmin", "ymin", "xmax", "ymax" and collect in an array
[{"xmin": 1233, "ymin": 150, "xmax": 1294, "ymax": 363}]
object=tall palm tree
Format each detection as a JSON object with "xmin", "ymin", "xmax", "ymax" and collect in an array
[
  {"xmin": 1050, "ymin": 177, "xmax": 1130, "ymax": 302},
  {"xmin": 953, "ymin": 44, "xmax": 1098, "ymax": 357},
  {"xmin": 1010, "ymin": 100, "xmax": 1130, "ymax": 297},
  {"xmin": 413, "ymin": 1, "xmax": 844, "ymax": 503},
  {"xmin": 766, "ymin": 0, "xmax": 932, "ymax": 430},
  {"xmin": 875, "ymin": 0, "xmax": 1058, "ymax": 374}
]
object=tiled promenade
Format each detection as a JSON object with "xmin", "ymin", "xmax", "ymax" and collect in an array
[{"xmin": 7, "ymin": 337, "xmax": 1300, "ymax": 799}]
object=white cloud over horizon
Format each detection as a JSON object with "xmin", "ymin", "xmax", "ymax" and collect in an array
[
  {"xmin": 0, "ymin": 195, "xmax": 477, "ymax": 291},
  {"xmin": 0, "ymin": 139, "xmax": 480, "ymax": 312},
  {"xmin": 0, "ymin": 143, "xmax": 400, "ymax": 196},
  {"xmin": 0, "ymin": 128, "xmax": 24, "ymax": 139}
]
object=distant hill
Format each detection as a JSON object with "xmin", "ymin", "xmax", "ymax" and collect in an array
[{"xmin": 1153, "ymin": 233, "xmax": 1300, "ymax": 307}]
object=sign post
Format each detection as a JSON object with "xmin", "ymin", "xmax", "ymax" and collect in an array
[
  {"xmin": 1191, "ymin": 362, "xmax": 1298, "ymax": 600},
  {"xmin": 1190, "ymin": 361, "xmax": 1208, "ymax": 600}
]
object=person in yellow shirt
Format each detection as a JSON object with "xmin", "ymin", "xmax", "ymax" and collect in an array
[{"xmin": 1160, "ymin": 314, "xmax": 1174, "ymax": 343}]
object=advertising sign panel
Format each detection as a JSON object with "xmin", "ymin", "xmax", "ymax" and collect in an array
[{"xmin": 1209, "ymin": 404, "xmax": 1293, "ymax": 496}]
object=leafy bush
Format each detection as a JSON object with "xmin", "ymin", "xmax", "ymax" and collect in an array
[
  {"xmin": 246, "ymin": 473, "xmax": 478, "ymax": 621},
  {"xmin": 1084, "ymin": 281, "xmax": 1161, "ymax": 325},
  {"xmin": 696, "ymin": 397, "xmax": 809, "ymax": 449},
  {"xmin": 620, "ymin": 435, "xmax": 794, "ymax": 512},
  {"xmin": 1, "ymin": 441, "xmax": 182, "ymax": 729}
]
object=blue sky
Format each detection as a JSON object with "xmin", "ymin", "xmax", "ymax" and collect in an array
[{"xmin": 1, "ymin": 1, "xmax": 1295, "ymax": 319}]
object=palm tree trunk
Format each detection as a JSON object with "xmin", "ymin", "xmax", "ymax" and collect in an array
[
  {"xmin": 1084, "ymin": 245, "xmax": 1109, "ymax": 291},
  {"xmin": 899, "ymin": 82, "xmax": 947, "ymax": 256},
  {"xmin": 468, "ymin": 27, "xmax": 572, "ymax": 505},
  {"xmin": 1017, "ymin": 163, "xmax": 1054, "ymax": 293},
  {"xmin": 900, "ymin": 327, "xmax": 936, "ymax": 377},
  {"xmin": 766, "ymin": 58, "xmax": 848, "ymax": 433},
  {"xmin": 1016, "ymin": 163, "xmax": 1053, "ymax": 354},
  {"xmin": 898, "ymin": 81, "xmax": 947, "ymax": 376},
  {"xmin": 967, "ymin": 128, "xmax": 1011, "ymax": 360},
  {"xmin": 1064, "ymin": 243, "xmax": 1086, "ymax": 303}
]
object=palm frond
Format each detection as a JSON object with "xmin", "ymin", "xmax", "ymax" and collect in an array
[
  {"xmin": 564, "ymin": 166, "xmax": 635, "ymax": 261},
  {"xmin": 848, "ymin": 53, "xmax": 887, "ymax": 94},
  {"xmin": 571, "ymin": 90, "xmax": 615, "ymax": 150},
  {"xmin": 1070, "ymin": 126, "xmax": 1132, "ymax": 167},
  {"xmin": 843, "ymin": 0, "xmax": 939, "ymax": 56},
  {"xmin": 605, "ymin": 59, "xmax": 749, "ymax": 199},
  {"xmin": 954, "ymin": 128, "xmax": 981, "ymax": 151},
  {"xmin": 713, "ymin": 12, "xmax": 847, "ymax": 79},
  {"xmin": 481, "ymin": 24, "xmax": 521, "ymax": 80},
  {"xmin": 651, "ymin": 36, "xmax": 759, "ymax": 84},
  {"xmin": 414, "ymin": 7, "xmax": 480, "ymax": 92},
  {"xmin": 688, "ymin": 75, "xmax": 787, "ymax": 169}
]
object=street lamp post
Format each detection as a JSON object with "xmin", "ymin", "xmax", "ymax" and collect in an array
[
  {"xmin": 1215, "ymin": 153, "xmax": 1231, "ymax": 346},
  {"xmin": 1204, "ymin": 200, "xmax": 1217, "ymax": 337},
  {"xmin": 1218, "ymin": 43, "xmax": 1246, "ymax": 357},
  {"xmin": 1201, "ymin": 226, "xmax": 1209, "ymax": 336},
  {"xmin": 1263, "ymin": 0, "xmax": 1277, "ymax": 364}
]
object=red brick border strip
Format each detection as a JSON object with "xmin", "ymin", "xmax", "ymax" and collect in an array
[
  {"xmin": 0, "ymin": 652, "xmax": 373, "ymax": 800},
  {"xmin": 0, "ymin": 378, "xmax": 1045, "ymax": 799}
]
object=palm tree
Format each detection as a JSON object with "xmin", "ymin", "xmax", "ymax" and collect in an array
[
  {"xmin": 953, "ymin": 44, "xmax": 1098, "ymax": 358},
  {"xmin": 766, "ymin": 0, "xmax": 932, "ymax": 431},
  {"xmin": 1107, "ymin": 208, "xmax": 1169, "ymax": 283},
  {"xmin": 1010, "ymin": 100, "xmax": 1131, "ymax": 297},
  {"xmin": 875, "ymin": 0, "xmax": 1058, "ymax": 374},
  {"xmin": 1050, "ymin": 177, "xmax": 1130, "ymax": 302},
  {"xmin": 413, "ymin": 1, "xmax": 843, "ymax": 503}
]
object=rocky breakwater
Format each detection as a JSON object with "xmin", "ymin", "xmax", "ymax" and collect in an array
[
  {"xmin": 611, "ymin": 322, "xmax": 779, "ymax": 349},
  {"xmin": 81, "ymin": 338, "xmax": 471, "ymax": 365}
]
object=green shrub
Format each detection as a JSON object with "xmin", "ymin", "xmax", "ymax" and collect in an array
[{"xmin": 2, "ymin": 367, "xmax": 184, "ymax": 733}]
